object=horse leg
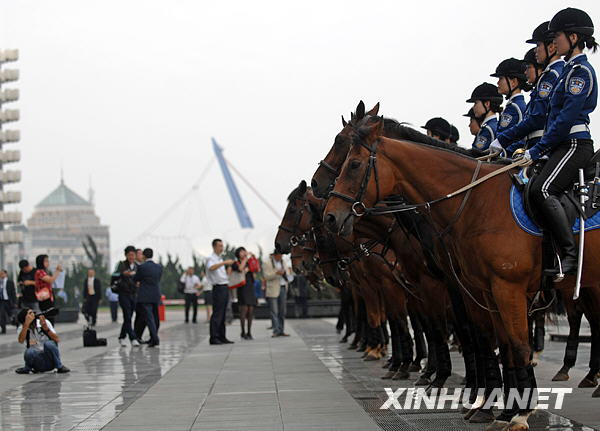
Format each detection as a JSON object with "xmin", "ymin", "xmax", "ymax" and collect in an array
[
  {"xmin": 427, "ymin": 327, "xmax": 452, "ymax": 390},
  {"xmin": 382, "ymin": 319, "xmax": 400, "ymax": 378},
  {"xmin": 578, "ymin": 288, "xmax": 600, "ymax": 390},
  {"xmin": 393, "ymin": 315, "xmax": 414, "ymax": 380},
  {"xmin": 553, "ymin": 292, "xmax": 583, "ymax": 381},
  {"xmin": 468, "ymin": 330, "xmax": 501, "ymax": 424},
  {"xmin": 408, "ymin": 307, "xmax": 427, "ymax": 371},
  {"xmin": 415, "ymin": 318, "xmax": 437, "ymax": 386}
]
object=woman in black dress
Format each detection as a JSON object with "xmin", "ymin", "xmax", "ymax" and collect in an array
[{"xmin": 232, "ymin": 247, "xmax": 257, "ymax": 340}]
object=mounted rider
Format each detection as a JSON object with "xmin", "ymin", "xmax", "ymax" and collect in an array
[
  {"xmin": 421, "ymin": 117, "xmax": 453, "ymax": 142},
  {"xmin": 466, "ymin": 83, "xmax": 503, "ymax": 150},
  {"xmin": 463, "ymin": 107, "xmax": 481, "ymax": 148},
  {"xmin": 519, "ymin": 8, "xmax": 598, "ymax": 276},
  {"xmin": 491, "ymin": 58, "xmax": 528, "ymax": 150},
  {"xmin": 489, "ymin": 21, "xmax": 566, "ymax": 156}
]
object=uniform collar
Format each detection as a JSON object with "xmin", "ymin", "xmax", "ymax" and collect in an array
[
  {"xmin": 508, "ymin": 93, "xmax": 524, "ymax": 102},
  {"xmin": 567, "ymin": 53, "xmax": 586, "ymax": 65},
  {"xmin": 545, "ymin": 58, "xmax": 564, "ymax": 72},
  {"xmin": 481, "ymin": 115, "xmax": 496, "ymax": 127}
]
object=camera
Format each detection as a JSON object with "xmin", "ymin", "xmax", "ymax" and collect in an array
[{"xmin": 34, "ymin": 307, "xmax": 59, "ymax": 320}]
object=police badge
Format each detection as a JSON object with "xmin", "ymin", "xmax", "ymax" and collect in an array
[
  {"xmin": 569, "ymin": 77, "xmax": 585, "ymax": 95},
  {"xmin": 500, "ymin": 113, "xmax": 513, "ymax": 128},
  {"xmin": 538, "ymin": 81, "xmax": 553, "ymax": 98},
  {"xmin": 476, "ymin": 136, "xmax": 487, "ymax": 149}
]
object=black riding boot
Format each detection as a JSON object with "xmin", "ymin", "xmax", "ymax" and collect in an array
[{"xmin": 540, "ymin": 196, "xmax": 577, "ymax": 276}]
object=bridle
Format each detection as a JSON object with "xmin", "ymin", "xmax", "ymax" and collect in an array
[
  {"xmin": 328, "ymin": 131, "xmax": 381, "ymax": 218},
  {"xmin": 277, "ymin": 196, "xmax": 308, "ymax": 247}
]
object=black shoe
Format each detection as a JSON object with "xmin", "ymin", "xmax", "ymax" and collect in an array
[
  {"xmin": 1, "ymin": 329, "xmax": 6, "ymax": 335},
  {"xmin": 56, "ymin": 366, "xmax": 70, "ymax": 374},
  {"xmin": 185, "ymin": 320, "xmax": 189, "ymax": 324},
  {"xmin": 210, "ymin": 339, "xmax": 224, "ymax": 345},
  {"xmin": 246, "ymin": 334, "xmax": 253, "ymax": 340},
  {"xmin": 220, "ymin": 338, "xmax": 234, "ymax": 344},
  {"xmin": 15, "ymin": 367, "xmax": 31, "ymax": 374},
  {"xmin": 241, "ymin": 332, "xmax": 246, "ymax": 339},
  {"xmin": 148, "ymin": 340, "xmax": 160, "ymax": 348},
  {"xmin": 540, "ymin": 196, "xmax": 578, "ymax": 276},
  {"xmin": 192, "ymin": 320, "xmax": 197, "ymax": 324}
]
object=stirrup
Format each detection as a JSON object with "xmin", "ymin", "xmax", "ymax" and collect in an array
[{"xmin": 553, "ymin": 257, "xmax": 565, "ymax": 283}]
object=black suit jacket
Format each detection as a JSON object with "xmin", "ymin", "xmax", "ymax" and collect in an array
[
  {"xmin": 83, "ymin": 278, "xmax": 102, "ymax": 300},
  {"xmin": 134, "ymin": 260, "xmax": 163, "ymax": 304},
  {"xmin": 1, "ymin": 279, "xmax": 16, "ymax": 306}
]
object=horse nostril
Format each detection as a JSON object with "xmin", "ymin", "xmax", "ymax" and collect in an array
[
  {"xmin": 311, "ymin": 179, "xmax": 318, "ymax": 190},
  {"xmin": 325, "ymin": 213, "xmax": 336, "ymax": 227}
]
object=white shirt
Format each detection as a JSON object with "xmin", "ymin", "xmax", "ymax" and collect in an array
[
  {"xmin": 27, "ymin": 320, "xmax": 56, "ymax": 351},
  {"xmin": 206, "ymin": 253, "xmax": 229, "ymax": 285},
  {"xmin": 180, "ymin": 274, "xmax": 201, "ymax": 294},
  {"xmin": 0, "ymin": 278, "xmax": 7, "ymax": 300},
  {"xmin": 273, "ymin": 259, "xmax": 288, "ymax": 286},
  {"xmin": 201, "ymin": 275, "xmax": 212, "ymax": 292},
  {"xmin": 87, "ymin": 277, "xmax": 95, "ymax": 296}
]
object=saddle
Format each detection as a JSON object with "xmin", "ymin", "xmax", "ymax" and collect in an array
[{"xmin": 511, "ymin": 150, "xmax": 600, "ymax": 236}]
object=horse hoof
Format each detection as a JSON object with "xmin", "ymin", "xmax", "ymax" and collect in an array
[
  {"xmin": 578, "ymin": 378, "xmax": 598, "ymax": 388},
  {"xmin": 508, "ymin": 422, "xmax": 529, "ymax": 431},
  {"xmin": 463, "ymin": 408, "xmax": 477, "ymax": 420},
  {"xmin": 470, "ymin": 409, "xmax": 495, "ymax": 423},
  {"xmin": 485, "ymin": 420, "xmax": 510, "ymax": 431},
  {"xmin": 592, "ymin": 386, "xmax": 600, "ymax": 398},
  {"xmin": 414, "ymin": 376, "xmax": 431, "ymax": 386},
  {"xmin": 382, "ymin": 361, "xmax": 391, "ymax": 369},
  {"xmin": 552, "ymin": 371, "xmax": 569, "ymax": 381},
  {"xmin": 392, "ymin": 370, "xmax": 410, "ymax": 380},
  {"xmin": 364, "ymin": 353, "xmax": 380, "ymax": 361},
  {"xmin": 381, "ymin": 370, "xmax": 397, "ymax": 380},
  {"xmin": 339, "ymin": 336, "xmax": 348, "ymax": 343},
  {"xmin": 408, "ymin": 363, "xmax": 421, "ymax": 372}
]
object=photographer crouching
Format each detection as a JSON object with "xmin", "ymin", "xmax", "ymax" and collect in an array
[{"xmin": 15, "ymin": 308, "xmax": 70, "ymax": 374}]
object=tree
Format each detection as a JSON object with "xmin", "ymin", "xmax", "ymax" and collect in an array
[{"xmin": 158, "ymin": 254, "xmax": 184, "ymax": 299}]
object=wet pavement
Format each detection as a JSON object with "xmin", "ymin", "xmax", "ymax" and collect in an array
[{"xmin": 0, "ymin": 312, "xmax": 597, "ymax": 430}]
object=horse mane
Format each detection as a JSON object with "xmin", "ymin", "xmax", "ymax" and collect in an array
[{"xmin": 382, "ymin": 118, "xmax": 475, "ymax": 157}]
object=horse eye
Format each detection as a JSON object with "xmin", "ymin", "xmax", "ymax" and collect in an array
[{"xmin": 350, "ymin": 160, "xmax": 361, "ymax": 169}]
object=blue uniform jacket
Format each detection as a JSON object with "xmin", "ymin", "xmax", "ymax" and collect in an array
[
  {"xmin": 503, "ymin": 60, "xmax": 565, "ymax": 155},
  {"xmin": 134, "ymin": 260, "xmax": 163, "ymax": 304},
  {"xmin": 529, "ymin": 54, "xmax": 597, "ymax": 160},
  {"xmin": 472, "ymin": 116, "xmax": 498, "ymax": 151}
]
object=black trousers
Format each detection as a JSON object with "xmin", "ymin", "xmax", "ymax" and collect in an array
[
  {"xmin": 184, "ymin": 293, "xmax": 198, "ymax": 322},
  {"xmin": 210, "ymin": 284, "xmax": 229, "ymax": 342},
  {"xmin": 0, "ymin": 300, "xmax": 12, "ymax": 332},
  {"xmin": 134, "ymin": 302, "xmax": 146, "ymax": 339},
  {"xmin": 141, "ymin": 303, "xmax": 159, "ymax": 344},
  {"xmin": 109, "ymin": 301, "xmax": 119, "ymax": 322},
  {"xmin": 530, "ymin": 140, "xmax": 594, "ymax": 206},
  {"xmin": 119, "ymin": 294, "xmax": 137, "ymax": 340},
  {"xmin": 84, "ymin": 296, "xmax": 99, "ymax": 325}
]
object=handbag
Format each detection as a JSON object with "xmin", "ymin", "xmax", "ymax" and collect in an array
[
  {"xmin": 247, "ymin": 256, "xmax": 260, "ymax": 273},
  {"xmin": 228, "ymin": 269, "xmax": 246, "ymax": 290}
]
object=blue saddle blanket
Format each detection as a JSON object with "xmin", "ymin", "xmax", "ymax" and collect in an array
[{"xmin": 510, "ymin": 185, "xmax": 600, "ymax": 236}]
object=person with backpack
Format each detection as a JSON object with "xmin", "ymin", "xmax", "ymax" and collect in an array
[{"xmin": 111, "ymin": 245, "xmax": 140, "ymax": 347}]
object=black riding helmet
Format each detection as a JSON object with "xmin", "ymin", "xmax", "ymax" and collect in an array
[
  {"xmin": 526, "ymin": 21, "xmax": 553, "ymax": 44},
  {"xmin": 548, "ymin": 8, "xmax": 595, "ymax": 60},
  {"xmin": 491, "ymin": 58, "xmax": 528, "ymax": 97},
  {"xmin": 449, "ymin": 125, "xmax": 459, "ymax": 143},
  {"xmin": 463, "ymin": 107, "xmax": 477, "ymax": 119},
  {"xmin": 421, "ymin": 117, "xmax": 452, "ymax": 140},
  {"xmin": 466, "ymin": 82, "xmax": 503, "ymax": 104}
]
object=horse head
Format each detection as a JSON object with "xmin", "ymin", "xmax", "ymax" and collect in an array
[
  {"xmin": 311, "ymin": 100, "xmax": 380, "ymax": 198},
  {"xmin": 274, "ymin": 180, "xmax": 312, "ymax": 254}
]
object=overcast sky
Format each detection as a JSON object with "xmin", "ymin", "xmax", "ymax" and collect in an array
[{"xmin": 3, "ymin": 1, "xmax": 599, "ymax": 265}]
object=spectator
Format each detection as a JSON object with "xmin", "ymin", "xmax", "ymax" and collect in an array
[
  {"xmin": 230, "ymin": 247, "xmax": 257, "ymax": 340},
  {"xmin": 34, "ymin": 255, "xmax": 63, "ymax": 321},
  {"xmin": 201, "ymin": 272, "xmax": 212, "ymax": 322},
  {"xmin": 0, "ymin": 269, "xmax": 17, "ymax": 335},
  {"xmin": 180, "ymin": 267, "xmax": 201, "ymax": 324},
  {"xmin": 133, "ymin": 250, "xmax": 148, "ymax": 341},
  {"xmin": 263, "ymin": 251, "xmax": 290, "ymax": 337},
  {"xmin": 82, "ymin": 269, "xmax": 101, "ymax": 327},
  {"xmin": 105, "ymin": 285, "xmax": 119, "ymax": 323},
  {"xmin": 135, "ymin": 248, "xmax": 144, "ymax": 265},
  {"xmin": 18, "ymin": 260, "xmax": 39, "ymax": 313},
  {"xmin": 134, "ymin": 248, "xmax": 163, "ymax": 347},
  {"xmin": 15, "ymin": 308, "xmax": 70, "ymax": 374},
  {"xmin": 206, "ymin": 239, "xmax": 234, "ymax": 345},
  {"xmin": 112, "ymin": 246, "xmax": 140, "ymax": 347}
]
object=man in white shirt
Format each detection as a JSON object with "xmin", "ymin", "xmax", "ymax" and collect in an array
[
  {"xmin": 180, "ymin": 267, "xmax": 201, "ymax": 323},
  {"xmin": 206, "ymin": 239, "xmax": 234, "ymax": 345},
  {"xmin": 15, "ymin": 308, "xmax": 70, "ymax": 374}
]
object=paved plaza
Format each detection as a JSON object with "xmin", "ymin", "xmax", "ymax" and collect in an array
[{"xmin": 0, "ymin": 310, "xmax": 598, "ymax": 430}]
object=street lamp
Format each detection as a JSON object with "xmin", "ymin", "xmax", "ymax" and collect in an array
[{"xmin": 0, "ymin": 49, "xmax": 22, "ymax": 268}]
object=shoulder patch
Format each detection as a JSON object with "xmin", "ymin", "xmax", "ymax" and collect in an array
[
  {"xmin": 475, "ymin": 135, "xmax": 488, "ymax": 149},
  {"xmin": 538, "ymin": 81, "xmax": 553, "ymax": 98},
  {"xmin": 500, "ymin": 113, "xmax": 513, "ymax": 128},
  {"xmin": 569, "ymin": 76, "xmax": 586, "ymax": 95}
]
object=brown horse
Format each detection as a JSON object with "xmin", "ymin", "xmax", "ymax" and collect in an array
[{"xmin": 324, "ymin": 115, "xmax": 600, "ymax": 430}]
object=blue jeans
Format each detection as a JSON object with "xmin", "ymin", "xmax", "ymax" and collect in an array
[
  {"xmin": 268, "ymin": 287, "xmax": 287, "ymax": 335},
  {"xmin": 119, "ymin": 294, "xmax": 137, "ymax": 340},
  {"xmin": 24, "ymin": 341, "xmax": 63, "ymax": 372}
]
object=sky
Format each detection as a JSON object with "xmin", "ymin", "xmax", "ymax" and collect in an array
[{"xmin": 2, "ymin": 0, "xmax": 600, "ymax": 266}]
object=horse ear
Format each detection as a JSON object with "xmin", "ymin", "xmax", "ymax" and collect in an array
[
  {"xmin": 366, "ymin": 102, "xmax": 380, "ymax": 116},
  {"xmin": 350, "ymin": 112, "xmax": 355, "ymax": 121},
  {"xmin": 356, "ymin": 100, "xmax": 365, "ymax": 119},
  {"xmin": 341, "ymin": 115, "xmax": 347, "ymax": 127},
  {"xmin": 298, "ymin": 180, "xmax": 307, "ymax": 195}
]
